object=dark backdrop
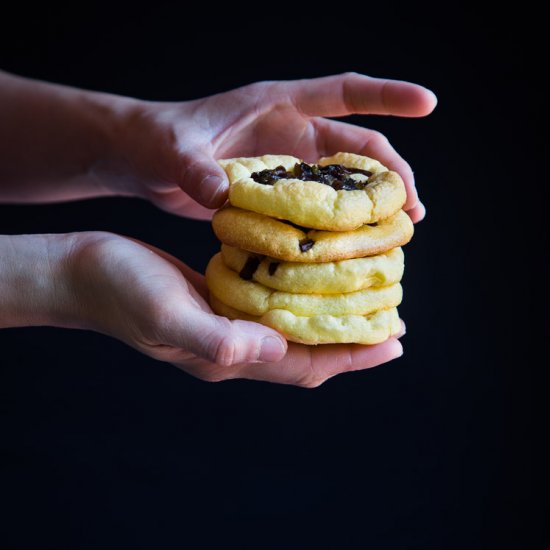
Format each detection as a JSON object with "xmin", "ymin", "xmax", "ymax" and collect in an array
[{"xmin": 0, "ymin": 5, "xmax": 541, "ymax": 549}]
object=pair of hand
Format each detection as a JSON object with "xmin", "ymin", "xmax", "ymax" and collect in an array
[
  {"xmin": 4, "ymin": 72, "xmax": 436, "ymax": 386},
  {"xmin": 79, "ymin": 73, "xmax": 436, "ymax": 386}
]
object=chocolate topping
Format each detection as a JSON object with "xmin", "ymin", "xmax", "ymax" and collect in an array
[
  {"xmin": 251, "ymin": 165, "xmax": 289, "ymax": 185},
  {"xmin": 268, "ymin": 262, "xmax": 280, "ymax": 276},
  {"xmin": 299, "ymin": 239, "xmax": 315, "ymax": 253},
  {"xmin": 239, "ymin": 256, "xmax": 261, "ymax": 280},
  {"xmin": 251, "ymin": 162, "xmax": 372, "ymax": 191}
]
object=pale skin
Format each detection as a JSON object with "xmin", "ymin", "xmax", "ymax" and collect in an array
[{"xmin": 0, "ymin": 70, "xmax": 436, "ymax": 387}]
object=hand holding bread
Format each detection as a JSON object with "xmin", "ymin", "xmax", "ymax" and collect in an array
[{"xmin": 0, "ymin": 70, "xmax": 436, "ymax": 385}]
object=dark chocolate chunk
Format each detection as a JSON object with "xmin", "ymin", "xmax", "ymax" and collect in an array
[
  {"xmin": 299, "ymin": 239, "xmax": 315, "ymax": 253},
  {"xmin": 251, "ymin": 165, "xmax": 289, "ymax": 185},
  {"xmin": 294, "ymin": 162, "xmax": 314, "ymax": 180},
  {"xmin": 268, "ymin": 262, "xmax": 280, "ymax": 276},
  {"xmin": 239, "ymin": 256, "xmax": 261, "ymax": 280},
  {"xmin": 250, "ymin": 162, "xmax": 372, "ymax": 191},
  {"xmin": 367, "ymin": 222, "xmax": 378, "ymax": 227}
]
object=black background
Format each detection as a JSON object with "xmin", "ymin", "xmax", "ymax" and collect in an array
[{"xmin": 0, "ymin": 5, "xmax": 542, "ymax": 549}]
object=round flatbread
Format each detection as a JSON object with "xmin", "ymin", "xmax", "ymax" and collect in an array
[
  {"xmin": 206, "ymin": 253, "xmax": 402, "ymax": 316},
  {"xmin": 209, "ymin": 295, "xmax": 401, "ymax": 345},
  {"xmin": 219, "ymin": 153, "xmax": 407, "ymax": 231},
  {"xmin": 221, "ymin": 244, "xmax": 404, "ymax": 294},
  {"xmin": 212, "ymin": 206, "xmax": 413, "ymax": 263}
]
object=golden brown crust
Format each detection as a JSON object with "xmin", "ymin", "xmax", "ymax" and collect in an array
[
  {"xmin": 219, "ymin": 152, "xmax": 406, "ymax": 231},
  {"xmin": 212, "ymin": 206, "xmax": 414, "ymax": 262}
]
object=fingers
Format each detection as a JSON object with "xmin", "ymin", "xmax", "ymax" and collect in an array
[
  {"xmin": 287, "ymin": 72, "xmax": 437, "ymax": 118},
  {"xmin": 161, "ymin": 305, "xmax": 287, "ymax": 367},
  {"xmin": 178, "ymin": 149, "xmax": 229, "ymax": 208},
  {"xmin": 313, "ymin": 118, "xmax": 422, "ymax": 212},
  {"xmin": 234, "ymin": 337, "xmax": 403, "ymax": 387},
  {"xmin": 406, "ymin": 202, "xmax": 427, "ymax": 223},
  {"xmin": 311, "ymin": 338, "xmax": 404, "ymax": 387},
  {"xmin": 106, "ymin": 236, "xmax": 286, "ymax": 366}
]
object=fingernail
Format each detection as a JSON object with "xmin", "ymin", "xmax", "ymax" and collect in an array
[
  {"xmin": 258, "ymin": 336, "xmax": 286, "ymax": 362},
  {"xmin": 427, "ymin": 89, "xmax": 438, "ymax": 107},
  {"xmin": 399, "ymin": 321, "xmax": 407, "ymax": 337},
  {"xmin": 394, "ymin": 341, "xmax": 404, "ymax": 358},
  {"xmin": 200, "ymin": 175, "xmax": 226, "ymax": 206},
  {"xmin": 418, "ymin": 201, "xmax": 427, "ymax": 220}
]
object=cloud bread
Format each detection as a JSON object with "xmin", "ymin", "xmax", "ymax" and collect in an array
[
  {"xmin": 209, "ymin": 295, "xmax": 401, "ymax": 345},
  {"xmin": 212, "ymin": 206, "xmax": 413, "ymax": 263},
  {"xmin": 206, "ymin": 253, "xmax": 402, "ymax": 316},
  {"xmin": 221, "ymin": 244, "xmax": 404, "ymax": 294},
  {"xmin": 219, "ymin": 152, "xmax": 406, "ymax": 231}
]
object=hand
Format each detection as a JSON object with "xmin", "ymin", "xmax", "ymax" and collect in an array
[
  {"xmin": 68, "ymin": 232, "xmax": 404, "ymax": 387},
  {"xmin": 108, "ymin": 73, "xmax": 436, "ymax": 222}
]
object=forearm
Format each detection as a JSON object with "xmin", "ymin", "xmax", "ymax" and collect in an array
[
  {"xmin": 0, "ymin": 70, "xmax": 138, "ymax": 203},
  {"xmin": 0, "ymin": 233, "xmax": 80, "ymax": 328}
]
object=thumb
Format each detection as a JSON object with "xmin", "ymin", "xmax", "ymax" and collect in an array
[
  {"xmin": 163, "ymin": 303, "xmax": 288, "ymax": 367},
  {"xmin": 180, "ymin": 150, "xmax": 229, "ymax": 208}
]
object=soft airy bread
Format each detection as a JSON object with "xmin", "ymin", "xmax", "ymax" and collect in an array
[
  {"xmin": 206, "ymin": 253, "xmax": 402, "ymax": 316},
  {"xmin": 220, "ymin": 245, "xmax": 404, "ymax": 294},
  {"xmin": 219, "ymin": 152, "xmax": 407, "ymax": 231},
  {"xmin": 209, "ymin": 295, "xmax": 402, "ymax": 345}
]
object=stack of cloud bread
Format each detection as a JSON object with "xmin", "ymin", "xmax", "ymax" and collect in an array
[{"xmin": 206, "ymin": 152, "xmax": 414, "ymax": 345}]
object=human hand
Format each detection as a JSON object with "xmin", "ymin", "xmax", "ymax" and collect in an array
[
  {"xmin": 106, "ymin": 73, "xmax": 436, "ymax": 222},
  {"xmin": 66, "ymin": 232, "xmax": 404, "ymax": 387}
]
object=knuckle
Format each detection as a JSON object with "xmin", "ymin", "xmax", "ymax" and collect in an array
[
  {"xmin": 342, "ymin": 70, "xmax": 360, "ymax": 80},
  {"xmin": 337, "ymin": 350, "xmax": 354, "ymax": 373},
  {"xmin": 401, "ymin": 158, "xmax": 413, "ymax": 173},
  {"xmin": 296, "ymin": 375, "xmax": 325, "ymax": 389},
  {"xmin": 198, "ymin": 371, "xmax": 227, "ymax": 383},
  {"xmin": 241, "ymin": 80, "xmax": 272, "ymax": 95},
  {"xmin": 212, "ymin": 335, "xmax": 237, "ymax": 367},
  {"xmin": 369, "ymin": 130, "xmax": 389, "ymax": 144},
  {"xmin": 210, "ymin": 316, "xmax": 235, "ymax": 341},
  {"xmin": 294, "ymin": 354, "xmax": 325, "ymax": 388},
  {"xmin": 341, "ymin": 80, "xmax": 355, "ymax": 113},
  {"xmin": 179, "ymin": 153, "xmax": 203, "ymax": 182},
  {"xmin": 340, "ymin": 73, "xmax": 367, "ymax": 113}
]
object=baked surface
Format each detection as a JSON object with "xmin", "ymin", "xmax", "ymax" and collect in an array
[
  {"xmin": 219, "ymin": 152, "xmax": 407, "ymax": 231},
  {"xmin": 209, "ymin": 295, "xmax": 401, "ymax": 345},
  {"xmin": 221, "ymin": 244, "xmax": 404, "ymax": 294},
  {"xmin": 212, "ymin": 207, "xmax": 413, "ymax": 262},
  {"xmin": 206, "ymin": 253, "xmax": 402, "ymax": 316}
]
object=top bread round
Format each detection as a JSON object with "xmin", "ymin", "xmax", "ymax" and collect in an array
[{"xmin": 219, "ymin": 152, "xmax": 407, "ymax": 231}]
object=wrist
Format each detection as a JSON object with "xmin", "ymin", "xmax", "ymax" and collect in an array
[
  {"xmin": 81, "ymin": 91, "xmax": 146, "ymax": 198},
  {"xmin": 87, "ymin": 95, "xmax": 201, "ymax": 202},
  {"xmin": 0, "ymin": 233, "xmax": 83, "ymax": 329}
]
